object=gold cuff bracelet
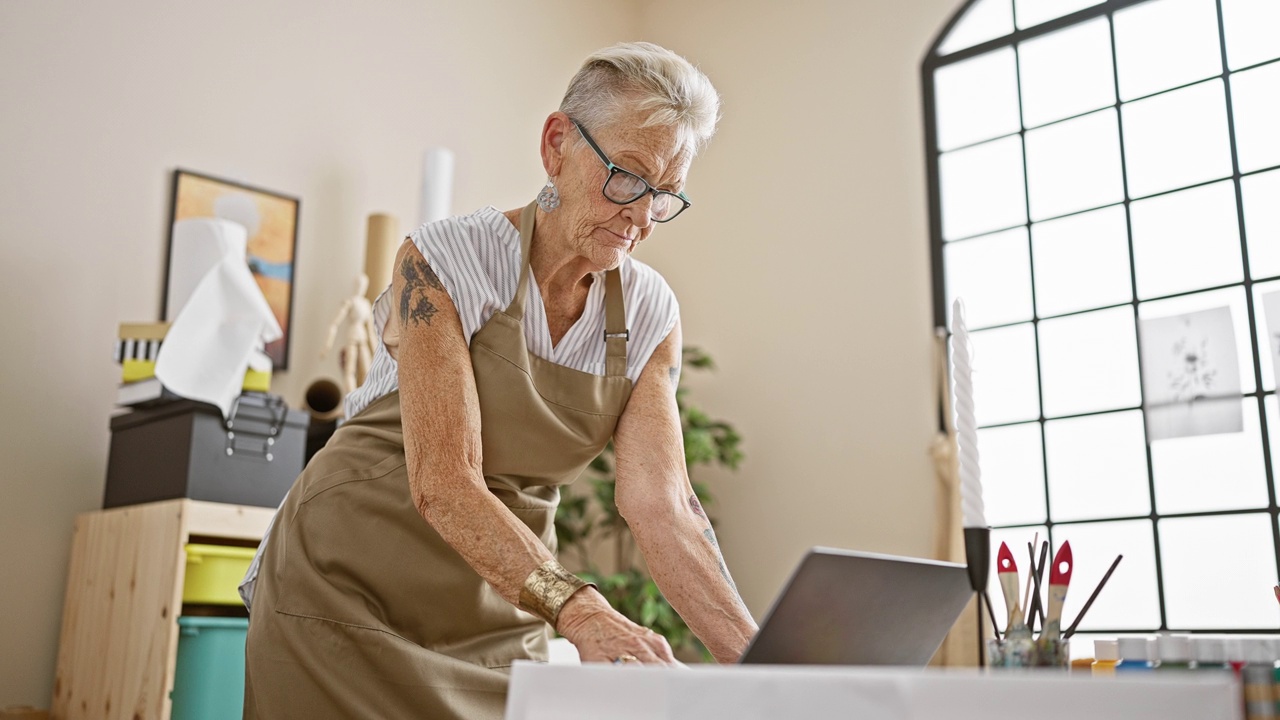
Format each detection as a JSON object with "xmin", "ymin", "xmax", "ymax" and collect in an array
[{"xmin": 518, "ymin": 560, "xmax": 592, "ymax": 627}]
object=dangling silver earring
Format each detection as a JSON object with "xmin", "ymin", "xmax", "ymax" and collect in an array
[{"xmin": 536, "ymin": 177, "xmax": 560, "ymax": 212}]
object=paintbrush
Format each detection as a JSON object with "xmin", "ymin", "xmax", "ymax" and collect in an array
[
  {"xmin": 1040, "ymin": 541, "xmax": 1073, "ymax": 643},
  {"xmin": 1064, "ymin": 554, "xmax": 1123, "ymax": 639},
  {"xmin": 1020, "ymin": 532, "xmax": 1038, "ymax": 626},
  {"xmin": 1026, "ymin": 541, "xmax": 1049, "ymax": 630},
  {"xmin": 996, "ymin": 542, "xmax": 1027, "ymax": 637},
  {"xmin": 984, "ymin": 591, "xmax": 1002, "ymax": 642}
]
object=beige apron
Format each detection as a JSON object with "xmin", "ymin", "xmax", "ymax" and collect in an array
[{"xmin": 245, "ymin": 203, "xmax": 632, "ymax": 719}]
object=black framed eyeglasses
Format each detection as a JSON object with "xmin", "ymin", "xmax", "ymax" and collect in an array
[{"xmin": 570, "ymin": 119, "xmax": 691, "ymax": 223}]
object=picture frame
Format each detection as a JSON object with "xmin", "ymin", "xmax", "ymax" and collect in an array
[{"xmin": 162, "ymin": 168, "xmax": 301, "ymax": 370}]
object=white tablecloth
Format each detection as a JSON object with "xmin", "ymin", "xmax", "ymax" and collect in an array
[{"xmin": 505, "ymin": 662, "xmax": 1240, "ymax": 720}]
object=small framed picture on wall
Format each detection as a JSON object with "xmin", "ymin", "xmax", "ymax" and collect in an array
[{"xmin": 163, "ymin": 169, "xmax": 301, "ymax": 370}]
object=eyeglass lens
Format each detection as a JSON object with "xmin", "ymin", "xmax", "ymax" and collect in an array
[{"xmin": 603, "ymin": 170, "xmax": 685, "ymax": 222}]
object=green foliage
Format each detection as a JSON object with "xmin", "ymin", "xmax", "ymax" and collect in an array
[{"xmin": 554, "ymin": 346, "xmax": 743, "ymax": 660}]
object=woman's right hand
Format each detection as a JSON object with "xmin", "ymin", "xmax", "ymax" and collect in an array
[{"xmin": 555, "ymin": 587, "xmax": 676, "ymax": 665}]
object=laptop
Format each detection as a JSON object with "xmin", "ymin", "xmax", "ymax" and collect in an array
[{"xmin": 737, "ymin": 547, "xmax": 973, "ymax": 666}]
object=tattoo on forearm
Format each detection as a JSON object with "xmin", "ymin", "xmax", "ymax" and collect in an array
[
  {"xmin": 689, "ymin": 493, "xmax": 706, "ymax": 519},
  {"xmin": 398, "ymin": 255, "xmax": 443, "ymax": 326},
  {"xmin": 703, "ymin": 527, "xmax": 738, "ymax": 591}
]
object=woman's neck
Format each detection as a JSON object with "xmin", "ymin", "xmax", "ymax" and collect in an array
[
  {"xmin": 501, "ymin": 207, "xmax": 594, "ymax": 346},
  {"xmin": 503, "ymin": 207, "xmax": 595, "ymax": 302}
]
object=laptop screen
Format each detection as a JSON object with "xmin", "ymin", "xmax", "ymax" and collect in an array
[{"xmin": 738, "ymin": 547, "xmax": 973, "ymax": 666}]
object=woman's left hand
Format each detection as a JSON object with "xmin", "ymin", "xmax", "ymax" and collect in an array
[{"xmin": 556, "ymin": 587, "xmax": 677, "ymax": 665}]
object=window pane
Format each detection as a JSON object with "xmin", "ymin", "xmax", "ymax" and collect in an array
[
  {"xmin": 1139, "ymin": 287, "xmax": 1257, "ymax": 395},
  {"xmin": 1151, "ymin": 398, "xmax": 1268, "ymax": 513},
  {"xmin": 1231, "ymin": 63, "xmax": 1280, "ymax": 174},
  {"xmin": 940, "ymin": 0, "xmax": 1015, "ymax": 56},
  {"xmin": 1051, "ymin": 520, "xmax": 1161, "ymax": 631},
  {"xmin": 1130, "ymin": 181, "xmax": 1243, "ymax": 299},
  {"xmin": 1015, "ymin": 0, "xmax": 1105, "ymax": 29},
  {"xmin": 1039, "ymin": 306, "xmax": 1143, "ymax": 417},
  {"xmin": 1253, "ymin": 279, "xmax": 1280, "ymax": 391},
  {"xmin": 940, "ymin": 136, "xmax": 1028, "ymax": 241},
  {"xmin": 1243, "ymin": 170, "xmax": 1280, "ymax": 281},
  {"xmin": 986, "ymin": 524, "xmax": 1048, "ymax": 626},
  {"xmin": 1026, "ymin": 109, "xmax": 1125, "ymax": 220},
  {"xmin": 1160, "ymin": 513, "xmax": 1280, "ymax": 629},
  {"xmin": 979, "ymin": 422, "xmax": 1047, "ymax": 526},
  {"xmin": 1267, "ymin": 397, "xmax": 1280, "ymax": 496},
  {"xmin": 1114, "ymin": 0, "xmax": 1223, "ymax": 101},
  {"xmin": 969, "ymin": 323, "xmax": 1041, "ymax": 426},
  {"xmin": 1221, "ymin": 0, "xmax": 1280, "ymax": 70},
  {"xmin": 935, "ymin": 48, "xmax": 1022, "ymax": 151},
  {"xmin": 1018, "ymin": 17, "xmax": 1116, "ymax": 128},
  {"xmin": 945, "ymin": 228, "xmax": 1034, "ymax": 329},
  {"xmin": 1032, "ymin": 205, "xmax": 1133, "ymax": 317},
  {"xmin": 1122, "ymin": 80, "xmax": 1234, "ymax": 199},
  {"xmin": 1046, "ymin": 411, "xmax": 1151, "ymax": 522}
]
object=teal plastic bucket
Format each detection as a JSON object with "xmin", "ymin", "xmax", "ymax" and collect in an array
[{"xmin": 171, "ymin": 616, "xmax": 248, "ymax": 720}]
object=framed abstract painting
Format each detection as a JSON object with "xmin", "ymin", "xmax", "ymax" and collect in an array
[{"xmin": 163, "ymin": 169, "xmax": 301, "ymax": 370}]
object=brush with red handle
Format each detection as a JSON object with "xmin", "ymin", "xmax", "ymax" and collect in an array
[
  {"xmin": 996, "ymin": 542, "xmax": 1027, "ymax": 638},
  {"xmin": 1038, "ymin": 541, "xmax": 1073, "ymax": 660}
]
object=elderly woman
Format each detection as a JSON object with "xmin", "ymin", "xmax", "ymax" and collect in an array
[{"xmin": 241, "ymin": 42, "xmax": 757, "ymax": 718}]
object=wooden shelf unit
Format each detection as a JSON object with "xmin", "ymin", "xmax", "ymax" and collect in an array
[{"xmin": 51, "ymin": 499, "xmax": 274, "ymax": 720}]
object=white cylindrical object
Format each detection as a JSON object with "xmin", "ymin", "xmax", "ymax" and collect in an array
[
  {"xmin": 1224, "ymin": 637, "xmax": 1245, "ymax": 664},
  {"xmin": 1244, "ymin": 637, "xmax": 1276, "ymax": 664},
  {"xmin": 1157, "ymin": 633, "xmax": 1192, "ymax": 663},
  {"xmin": 1117, "ymin": 636, "xmax": 1152, "ymax": 662},
  {"xmin": 1193, "ymin": 637, "xmax": 1226, "ymax": 664},
  {"xmin": 950, "ymin": 299, "xmax": 987, "ymax": 529},
  {"xmin": 1094, "ymin": 639, "xmax": 1119, "ymax": 661},
  {"xmin": 419, "ymin": 147, "xmax": 455, "ymax": 225}
]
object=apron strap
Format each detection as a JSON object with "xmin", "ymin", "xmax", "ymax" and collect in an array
[
  {"xmin": 505, "ymin": 202, "xmax": 539, "ymax": 319},
  {"xmin": 603, "ymin": 267, "xmax": 628, "ymax": 377},
  {"xmin": 507, "ymin": 201, "xmax": 629, "ymax": 378}
]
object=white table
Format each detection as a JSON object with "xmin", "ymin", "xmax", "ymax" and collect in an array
[{"xmin": 505, "ymin": 662, "xmax": 1241, "ymax": 720}]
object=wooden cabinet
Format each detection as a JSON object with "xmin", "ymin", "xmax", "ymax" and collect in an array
[{"xmin": 51, "ymin": 500, "xmax": 273, "ymax": 720}]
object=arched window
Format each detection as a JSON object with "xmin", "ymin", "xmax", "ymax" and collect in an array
[{"xmin": 924, "ymin": 0, "xmax": 1280, "ymax": 636}]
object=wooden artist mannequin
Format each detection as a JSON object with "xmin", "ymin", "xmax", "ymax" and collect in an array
[{"xmin": 322, "ymin": 273, "xmax": 376, "ymax": 394}]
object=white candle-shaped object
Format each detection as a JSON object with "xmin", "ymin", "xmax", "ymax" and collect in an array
[
  {"xmin": 951, "ymin": 299, "xmax": 987, "ymax": 529},
  {"xmin": 419, "ymin": 147, "xmax": 455, "ymax": 225}
]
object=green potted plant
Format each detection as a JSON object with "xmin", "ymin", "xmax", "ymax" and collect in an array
[{"xmin": 554, "ymin": 346, "xmax": 743, "ymax": 659}]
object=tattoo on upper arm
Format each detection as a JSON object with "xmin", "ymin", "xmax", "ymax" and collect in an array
[
  {"xmin": 668, "ymin": 364, "xmax": 681, "ymax": 394},
  {"xmin": 398, "ymin": 254, "xmax": 443, "ymax": 326}
]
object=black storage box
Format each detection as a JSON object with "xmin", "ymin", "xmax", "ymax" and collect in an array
[{"xmin": 104, "ymin": 393, "xmax": 309, "ymax": 509}]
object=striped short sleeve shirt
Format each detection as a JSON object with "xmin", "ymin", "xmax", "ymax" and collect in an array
[
  {"xmin": 344, "ymin": 206, "xmax": 680, "ymax": 419},
  {"xmin": 239, "ymin": 206, "xmax": 679, "ymax": 610}
]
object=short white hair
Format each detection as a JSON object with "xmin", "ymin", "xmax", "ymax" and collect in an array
[{"xmin": 560, "ymin": 42, "xmax": 722, "ymax": 157}]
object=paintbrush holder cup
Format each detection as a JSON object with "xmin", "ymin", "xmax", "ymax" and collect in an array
[
  {"xmin": 1035, "ymin": 636, "xmax": 1070, "ymax": 667},
  {"xmin": 987, "ymin": 637, "xmax": 1069, "ymax": 668}
]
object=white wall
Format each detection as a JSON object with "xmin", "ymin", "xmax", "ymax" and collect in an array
[
  {"xmin": 0, "ymin": 0, "xmax": 959, "ymax": 706},
  {"xmin": 637, "ymin": 0, "xmax": 961, "ymax": 615},
  {"xmin": 0, "ymin": 0, "xmax": 636, "ymax": 704}
]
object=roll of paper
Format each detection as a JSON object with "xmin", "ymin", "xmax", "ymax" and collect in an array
[
  {"xmin": 363, "ymin": 213, "xmax": 399, "ymax": 303},
  {"xmin": 419, "ymin": 147, "xmax": 455, "ymax": 226},
  {"xmin": 950, "ymin": 299, "xmax": 987, "ymax": 529}
]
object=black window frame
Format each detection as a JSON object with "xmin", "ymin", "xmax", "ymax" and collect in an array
[{"xmin": 923, "ymin": 0, "xmax": 1280, "ymax": 635}]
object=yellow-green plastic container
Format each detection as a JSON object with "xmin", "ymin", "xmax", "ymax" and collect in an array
[
  {"xmin": 171, "ymin": 616, "xmax": 247, "ymax": 720},
  {"xmin": 182, "ymin": 544, "xmax": 256, "ymax": 605}
]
